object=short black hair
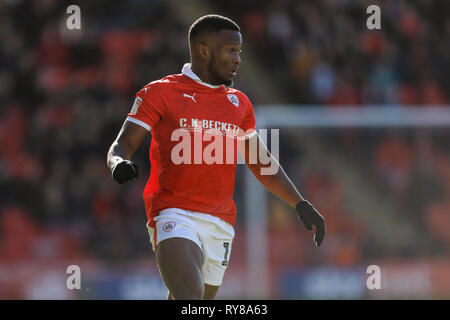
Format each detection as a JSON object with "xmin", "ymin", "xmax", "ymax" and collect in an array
[{"xmin": 188, "ymin": 14, "xmax": 240, "ymax": 44}]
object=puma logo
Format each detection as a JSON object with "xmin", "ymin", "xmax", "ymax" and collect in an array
[{"xmin": 183, "ymin": 93, "xmax": 197, "ymax": 103}]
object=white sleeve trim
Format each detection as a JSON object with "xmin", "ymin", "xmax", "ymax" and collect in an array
[{"xmin": 126, "ymin": 116, "xmax": 151, "ymax": 131}]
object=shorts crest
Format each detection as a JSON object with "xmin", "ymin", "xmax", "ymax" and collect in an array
[{"xmin": 162, "ymin": 221, "xmax": 176, "ymax": 233}]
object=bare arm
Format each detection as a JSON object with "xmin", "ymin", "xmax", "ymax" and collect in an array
[
  {"xmin": 107, "ymin": 121, "xmax": 148, "ymax": 168},
  {"xmin": 238, "ymin": 133, "xmax": 303, "ymax": 208},
  {"xmin": 107, "ymin": 120, "xmax": 149, "ymax": 183},
  {"xmin": 238, "ymin": 132, "xmax": 325, "ymax": 246}
]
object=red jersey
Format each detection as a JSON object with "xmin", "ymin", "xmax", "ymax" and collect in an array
[{"xmin": 126, "ymin": 64, "xmax": 256, "ymax": 228}]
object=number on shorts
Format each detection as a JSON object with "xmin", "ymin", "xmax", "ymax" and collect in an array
[{"xmin": 222, "ymin": 242, "xmax": 230, "ymax": 266}]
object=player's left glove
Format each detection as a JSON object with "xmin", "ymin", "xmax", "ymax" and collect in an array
[{"xmin": 296, "ymin": 200, "xmax": 325, "ymax": 247}]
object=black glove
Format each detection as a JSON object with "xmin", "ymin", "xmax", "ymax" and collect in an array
[
  {"xmin": 111, "ymin": 160, "xmax": 138, "ymax": 184},
  {"xmin": 296, "ymin": 200, "xmax": 325, "ymax": 247}
]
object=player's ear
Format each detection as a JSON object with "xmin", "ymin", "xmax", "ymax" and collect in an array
[{"xmin": 197, "ymin": 42, "xmax": 211, "ymax": 60}]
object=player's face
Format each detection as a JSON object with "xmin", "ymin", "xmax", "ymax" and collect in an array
[{"xmin": 208, "ymin": 30, "xmax": 242, "ymax": 86}]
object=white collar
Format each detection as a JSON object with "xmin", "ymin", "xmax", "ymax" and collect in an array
[{"xmin": 182, "ymin": 63, "xmax": 222, "ymax": 89}]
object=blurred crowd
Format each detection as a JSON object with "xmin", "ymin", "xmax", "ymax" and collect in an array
[
  {"xmin": 0, "ymin": 0, "xmax": 449, "ymax": 271},
  {"xmin": 219, "ymin": 0, "xmax": 450, "ymax": 104},
  {"xmin": 371, "ymin": 130, "xmax": 450, "ymax": 253},
  {"xmin": 0, "ymin": 0, "xmax": 190, "ymax": 262},
  {"xmin": 265, "ymin": 127, "xmax": 450, "ymax": 271}
]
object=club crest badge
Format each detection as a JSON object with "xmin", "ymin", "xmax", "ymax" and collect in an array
[
  {"xmin": 227, "ymin": 94, "xmax": 239, "ymax": 107},
  {"xmin": 162, "ymin": 221, "xmax": 176, "ymax": 233}
]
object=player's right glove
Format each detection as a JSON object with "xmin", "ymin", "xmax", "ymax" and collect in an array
[
  {"xmin": 111, "ymin": 160, "xmax": 138, "ymax": 184},
  {"xmin": 296, "ymin": 200, "xmax": 325, "ymax": 247}
]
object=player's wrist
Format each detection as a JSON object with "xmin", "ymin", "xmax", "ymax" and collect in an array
[
  {"xmin": 110, "ymin": 156, "xmax": 125, "ymax": 171},
  {"xmin": 296, "ymin": 199, "xmax": 309, "ymax": 211}
]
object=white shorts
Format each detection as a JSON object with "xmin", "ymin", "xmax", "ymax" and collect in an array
[{"xmin": 147, "ymin": 207, "xmax": 235, "ymax": 286}]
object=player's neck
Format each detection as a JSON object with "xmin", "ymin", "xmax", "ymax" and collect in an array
[{"xmin": 190, "ymin": 63, "xmax": 220, "ymax": 86}]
